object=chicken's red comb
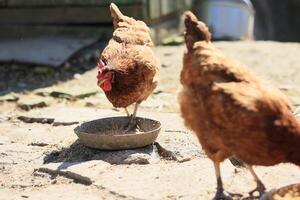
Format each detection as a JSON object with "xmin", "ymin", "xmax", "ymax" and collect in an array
[{"xmin": 97, "ymin": 60, "xmax": 105, "ymax": 69}]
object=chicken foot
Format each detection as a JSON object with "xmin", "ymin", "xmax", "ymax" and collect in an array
[
  {"xmin": 245, "ymin": 164, "xmax": 266, "ymax": 197},
  {"xmin": 213, "ymin": 161, "xmax": 232, "ymax": 200}
]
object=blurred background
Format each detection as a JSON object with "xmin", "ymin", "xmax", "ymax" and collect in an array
[
  {"xmin": 2, "ymin": 2, "xmax": 300, "ymax": 199},
  {"xmin": 0, "ymin": 0, "xmax": 299, "ymax": 42},
  {"xmin": 0, "ymin": 0, "xmax": 300, "ymax": 109}
]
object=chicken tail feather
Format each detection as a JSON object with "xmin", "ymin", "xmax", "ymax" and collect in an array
[
  {"xmin": 184, "ymin": 11, "xmax": 211, "ymax": 51},
  {"xmin": 110, "ymin": 3, "xmax": 125, "ymax": 29}
]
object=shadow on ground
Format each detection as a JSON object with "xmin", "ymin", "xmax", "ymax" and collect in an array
[
  {"xmin": 0, "ymin": 41, "xmax": 105, "ymax": 95},
  {"xmin": 43, "ymin": 140, "xmax": 156, "ymax": 165},
  {"xmin": 43, "ymin": 140, "xmax": 263, "ymax": 200},
  {"xmin": 227, "ymin": 192, "xmax": 262, "ymax": 200}
]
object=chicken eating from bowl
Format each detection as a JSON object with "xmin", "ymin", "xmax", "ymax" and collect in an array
[{"xmin": 97, "ymin": 3, "xmax": 159, "ymax": 130}]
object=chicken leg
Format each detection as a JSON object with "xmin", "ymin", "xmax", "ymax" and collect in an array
[
  {"xmin": 245, "ymin": 164, "xmax": 266, "ymax": 197},
  {"xmin": 125, "ymin": 103, "xmax": 140, "ymax": 131},
  {"xmin": 213, "ymin": 161, "xmax": 232, "ymax": 200},
  {"xmin": 124, "ymin": 107, "xmax": 130, "ymax": 117},
  {"xmin": 130, "ymin": 103, "xmax": 139, "ymax": 124}
]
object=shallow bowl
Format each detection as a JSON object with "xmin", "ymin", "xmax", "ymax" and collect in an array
[{"xmin": 74, "ymin": 116, "xmax": 161, "ymax": 150}]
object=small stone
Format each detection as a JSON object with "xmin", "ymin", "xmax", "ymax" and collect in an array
[
  {"xmin": 17, "ymin": 96, "xmax": 53, "ymax": 110},
  {"xmin": 0, "ymin": 93, "xmax": 19, "ymax": 102},
  {"xmin": 123, "ymin": 153, "xmax": 151, "ymax": 165},
  {"xmin": 28, "ymin": 142, "xmax": 49, "ymax": 147},
  {"xmin": 162, "ymin": 63, "xmax": 169, "ymax": 68},
  {"xmin": 74, "ymin": 73, "xmax": 81, "ymax": 79},
  {"xmin": 17, "ymin": 116, "xmax": 54, "ymax": 124}
]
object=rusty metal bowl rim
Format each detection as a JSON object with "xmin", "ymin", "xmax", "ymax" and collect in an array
[{"xmin": 73, "ymin": 116, "xmax": 162, "ymax": 136}]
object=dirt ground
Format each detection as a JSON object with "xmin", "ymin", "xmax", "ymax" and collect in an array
[{"xmin": 0, "ymin": 41, "xmax": 300, "ymax": 200}]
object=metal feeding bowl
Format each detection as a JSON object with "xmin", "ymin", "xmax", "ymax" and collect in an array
[{"xmin": 74, "ymin": 117, "xmax": 161, "ymax": 150}]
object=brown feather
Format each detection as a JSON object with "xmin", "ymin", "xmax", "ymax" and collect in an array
[
  {"xmin": 180, "ymin": 12, "xmax": 300, "ymax": 166},
  {"xmin": 109, "ymin": 3, "xmax": 153, "ymax": 46},
  {"xmin": 184, "ymin": 11, "xmax": 211, "ymax": 51}
]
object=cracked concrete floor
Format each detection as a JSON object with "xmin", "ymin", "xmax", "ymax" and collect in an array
[{"xmin": 1, "ymin": 42, "xmax": 300, "ymax": 200}]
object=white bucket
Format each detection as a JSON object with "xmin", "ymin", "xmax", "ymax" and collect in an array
[{"xmin": 198, "ymin": 0, "xmax": 255, "ymax": 40}]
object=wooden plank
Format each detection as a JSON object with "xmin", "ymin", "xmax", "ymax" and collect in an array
[
  {"xmin": 0, "ymin": 5, "xmax": 143, "ymax": 25},
  {"xmin": 0, "ymin": 16, "xmax": 181, "ymax": 45},
  {"xmin": 0, "ymin": 25, "xmax": 113, "ymax": 38},
  {"xmin": 149, "ymin": 15, "xmax": 179, "ymax": 45},
  {"xmin": 0, "ymin": 36, "xmax": 99, "ymax": 66},
  {"xmin": 161, "ymin": 0, "xmax": 178, "ymax": 15},
  {"xmin": 7, "ymin": 0, "xmax": 142, "ymax": 7},
  {"xmin": 149, "ymin": 0, "xmax": 161, "ymax": 19},
  {"xmin": 184, "ymin": 0, "xmax": 194, "ymax": 8}
]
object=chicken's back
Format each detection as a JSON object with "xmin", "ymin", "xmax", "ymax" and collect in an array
[
  {"xmin": 110, "ymin": 3, "xmax": 153, "ymax": 46},
  {"xmin": 180, "ymin": 11, "xmax": 300, "ymax": 166}
]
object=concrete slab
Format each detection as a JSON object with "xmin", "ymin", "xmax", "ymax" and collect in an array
[{"xmin": 0, "ymin": 36, "xmax": 98, "ymax": 66}]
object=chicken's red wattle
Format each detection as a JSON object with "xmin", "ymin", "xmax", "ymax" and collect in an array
[{"xmin": 101, "ymin": 81, "xmax": 112, "ymax": 91}]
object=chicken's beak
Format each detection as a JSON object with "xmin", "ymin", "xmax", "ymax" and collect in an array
[{"xmin": 97, "ymin": 77, "xmax": 109, "ymax": 87}]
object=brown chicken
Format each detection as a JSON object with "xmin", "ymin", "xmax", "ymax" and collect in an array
[
  {"xmin": 97, "ymin": 3, "xmax": 159, "ymax": 127},
  {"xmin": 179, "ymin": 11, "xmax": 300, "ymax": 199}
]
